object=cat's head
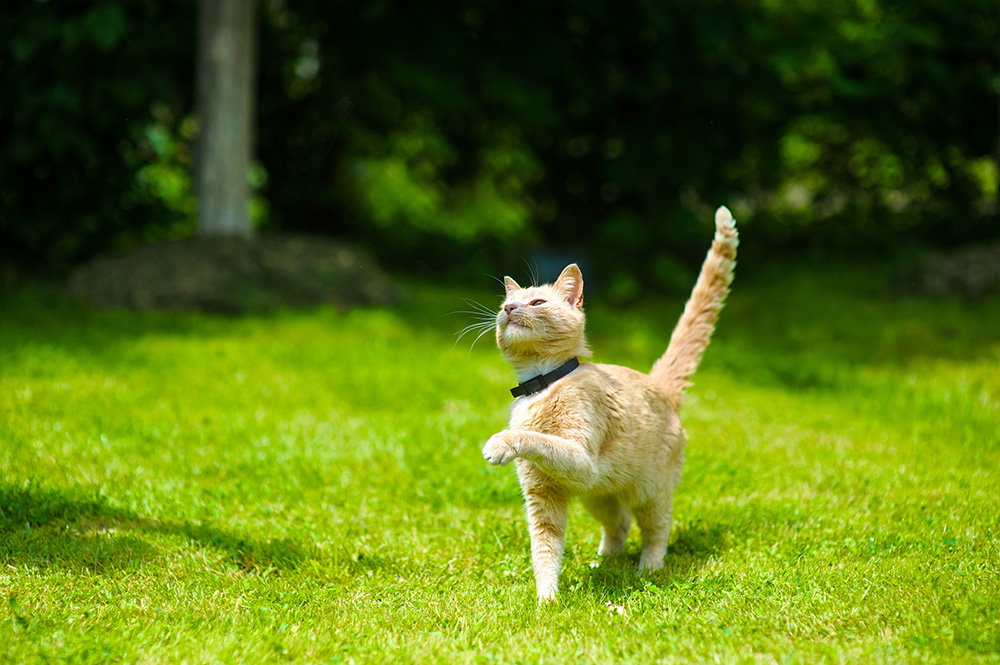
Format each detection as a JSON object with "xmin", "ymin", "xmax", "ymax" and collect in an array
[{"xmin": 496, "ymin": 264, "xmax": 592, "ymax": 365}]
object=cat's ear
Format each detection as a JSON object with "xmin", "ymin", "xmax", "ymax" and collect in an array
[
  {"xmin": 554, "ymin": 264, "xmax": 584, "ymax": 308},
  {"xmin": 504, "ymin": 276, "xmax": 521, "ymax": 297}
]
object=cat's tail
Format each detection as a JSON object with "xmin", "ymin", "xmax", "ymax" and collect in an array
[{"xmin": 650, "ymin": 206, "xmax": 738, "ymax": 404}]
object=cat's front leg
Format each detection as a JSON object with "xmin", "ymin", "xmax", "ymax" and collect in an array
[
  {"xmin": 522, "ymin": 484, "xmax": 569, "ymax": 602},
  {"xmin": 483, "ymin": 430, "xmax": 518, "ymax": 466},
  {"xmin": 484, "ymin": 430, "xmax": 598, "ymax": 483}
]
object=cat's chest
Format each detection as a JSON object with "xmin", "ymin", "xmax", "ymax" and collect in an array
[
  {"xmin": 508, "ymin": 393, "xmax": 548, "ymax": 430},
  {"xmin": 509, "ymin": 388, "xmax": 584, "ymax": 431}
]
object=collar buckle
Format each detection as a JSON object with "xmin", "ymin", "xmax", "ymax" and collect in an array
[{"xmin": 510, "ymin": 357, "xmax": 580, "ymax": 398}]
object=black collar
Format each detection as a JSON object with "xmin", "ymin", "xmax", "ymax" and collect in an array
[{"xmin": 510, "ymin": 357, "xmax": 580, "ymax": 398}]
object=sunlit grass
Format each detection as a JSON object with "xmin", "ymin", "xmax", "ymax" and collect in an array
[{"xmin": 1, "ymin": 264, "xmax": 998, "ymax": 663}]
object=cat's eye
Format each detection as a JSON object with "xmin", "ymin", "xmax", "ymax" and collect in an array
[{"xmin": 529, "ymin": 299, "xmax": 546, "ymax": 306}]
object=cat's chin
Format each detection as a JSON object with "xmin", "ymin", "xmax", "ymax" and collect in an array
[
  {"xmin": 498, "ymin": 328, "xmax": 539, "ymax": 357},
  {"xmin": 499, "ymin": 320, "xmax": 528, "ymax": 338},
  {"xmin": 499, "ymin": 330, "xmax": 526, "ymax": 350}
]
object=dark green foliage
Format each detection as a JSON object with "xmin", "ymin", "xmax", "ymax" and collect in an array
[
  {"xmin": 1, "ymin": 0, "xmax": 997, "ymax": 284},
  {"xmin": 0, "ymin": 0, "xmax": 196, "ymax": 271},
  {"xmin": 261, "ymin": 0, "xmax": 997, "ymax": 283}
]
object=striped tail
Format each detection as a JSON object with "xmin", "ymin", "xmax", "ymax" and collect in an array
[{"xmin": 650, "ymin": 206, "xmax": 738, "ymax": 404}]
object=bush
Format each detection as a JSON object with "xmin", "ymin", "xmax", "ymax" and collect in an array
[{"xmin": 2, "ymin": 0, "xmax": 997, "ymax": 286}]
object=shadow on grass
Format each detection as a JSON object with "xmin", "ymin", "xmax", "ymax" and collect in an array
[
  {"xmin": 576, "ymin": 520, "xmax": 727, "ymax": 601},
  {"xmin": 0, "ymin": 482, "xmax": 318, "ymax": 574}
]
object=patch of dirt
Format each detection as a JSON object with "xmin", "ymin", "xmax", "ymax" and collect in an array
[
  {"xmin": 894, "ymin": 241, "xmax": 1000, "ymax": 300},
  {"xmin": 66, "ymin": 235, "xmax": 400, "ymax": 313}
]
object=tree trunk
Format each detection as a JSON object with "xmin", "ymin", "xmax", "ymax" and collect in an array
[{"xmin": 195, "ymin": 0, "xmax": 257, "ymax": 238}]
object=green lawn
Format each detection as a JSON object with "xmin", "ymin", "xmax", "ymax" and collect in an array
[{"xmin": 2, "ymin": 263, "xmax": 998, "ymax": 664}]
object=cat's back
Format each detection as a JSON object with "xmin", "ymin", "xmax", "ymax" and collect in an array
[{"xmin": 586, "ymin": 362, "xmax": 678, "ymax": 421}]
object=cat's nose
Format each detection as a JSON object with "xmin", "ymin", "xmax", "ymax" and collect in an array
[{"xmin": 504, "ymin": 303, "xmax": 519, "ymax": 315}]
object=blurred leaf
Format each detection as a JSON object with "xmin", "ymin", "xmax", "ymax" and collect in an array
[{"xmin": 82, "ymin": 3, "xmax": 127, "ymax": 51}]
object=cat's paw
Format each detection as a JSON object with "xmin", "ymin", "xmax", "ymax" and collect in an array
[
  {"xmin": 637, "ymin": 556, "xmax": 665, "ymax": 573},
  {"xmin": 482, "ymin": 432, "xmax": 517, "ymax": 466},
  {"xmin": 538, "ymin": 590, "xmax": 558, "ymax": 604}
]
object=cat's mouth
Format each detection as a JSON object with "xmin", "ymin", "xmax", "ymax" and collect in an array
[
  {"xmin": 501, "ymin": 315, "xmax": 530, "ymax": 335},
  {"xmin": 500, "ymin": 311, "xmax": 521, "ymax": 327}
]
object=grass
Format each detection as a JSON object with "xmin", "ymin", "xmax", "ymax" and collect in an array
[{"xmin": 1, "ymin": 262, "xmax": 998, "ymax": 664}]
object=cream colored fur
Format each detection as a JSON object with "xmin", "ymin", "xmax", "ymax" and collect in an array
[{"xmin": 482, "ymin": 206, "xmax": 738, "ymax": 601}]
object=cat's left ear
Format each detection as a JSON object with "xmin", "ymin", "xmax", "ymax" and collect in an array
[
  {"xmin": 554, "ymin": 264, "xmax": 584, "ymax": 308},
  {"xmin": 504, "ymin": 276, "xmax": 521, "ymax": 298}
]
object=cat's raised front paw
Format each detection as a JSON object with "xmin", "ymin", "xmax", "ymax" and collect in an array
[{"xmin": 482, "ymin": 432, "xmax": 517, "ymax": 466}]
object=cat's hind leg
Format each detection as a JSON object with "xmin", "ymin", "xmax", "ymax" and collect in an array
[
  {"xmin": 634, "ymin": 438, "xmax": 684, "ymax": 571},
  {"xmin": 633, "ymin": 494, "xmax": 675, "ymax": 572},
  {"xmin": 581, "ymin": 495, "xmax": 631, "ymax": 556}
]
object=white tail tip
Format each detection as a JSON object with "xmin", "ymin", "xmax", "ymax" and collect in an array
[
  {"xmin": 714, "ymin": 206, "xmax": 738, "ymax": 244},
  {"xmin": 715, "ymin": 206, "xmax": 734, "ymax": 226}
]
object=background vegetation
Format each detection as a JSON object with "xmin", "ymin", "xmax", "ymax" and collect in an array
[{"xmin": 1, "ymin": 0, "xmax": 997, "ymax": 287}]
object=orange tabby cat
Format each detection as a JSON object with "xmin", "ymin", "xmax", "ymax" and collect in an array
[{"xmin": 483, "ymin": 206, "xmax": 738, "ymax": 601}]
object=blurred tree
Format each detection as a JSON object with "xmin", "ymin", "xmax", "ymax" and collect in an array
[{"xmin": 195, "ymin": 0, "xmax": 256, "ymax": 238}]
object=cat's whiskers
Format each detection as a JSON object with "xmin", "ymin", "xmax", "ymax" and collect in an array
[
  {"xmin": 470, "ymin": 323, "xmax": 496, "ymax": 350},
  {"xmin": 521, "ymin": 257, "xmax": 539, "ymax": 287},
  {"xmin": 448, "ymin": 310, "xmax": 493, "ymax": 325},
  {"xmin": 455, "ymin": 327, "xmax": 495, "ymax": 354},
  {"xmin": 460, "ymin": 299, "xmax": 502, "ymax": 322},
  {"xmin": 455, "ymin": 319, "xmax": 493, "ymax": 336},
  {"xmin": 485, "ymin": 274, "xmax": 507, "ymax": 290},
  {"xmin": 451, "ymin": 299, "xmax": 503, "ymax": 353},
  {"xmin": 447, "ymin": 299, "xmax": 499, "ymax": 322},
  {"xmin": 454, "ymin": 318, "xmax": 494, "ymax": 342}
]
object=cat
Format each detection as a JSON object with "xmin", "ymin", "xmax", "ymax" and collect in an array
[{"xmin": 482, "ymin": 206, "xmax": 738, "ymax": 601}]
